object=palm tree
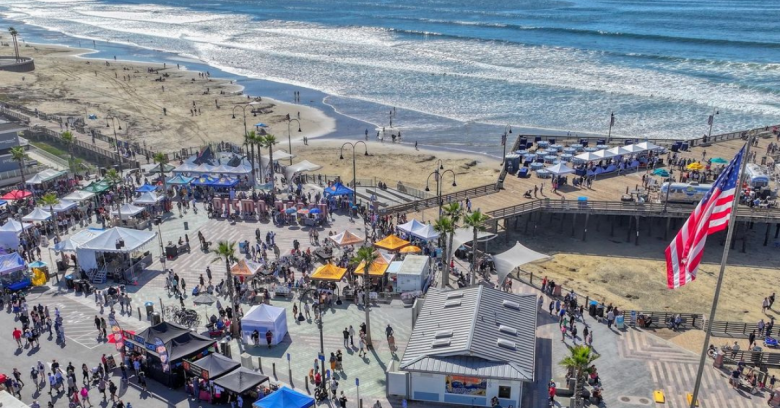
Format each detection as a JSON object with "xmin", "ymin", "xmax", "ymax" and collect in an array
[
  {"xmin": 245, "ymin": 130, "xmax": 259, "ymax": 189},
  {"xmin": 211, "ymin": 240, "xmax": 237, "ymax": 304},
  {"xmin": 105, "ymin": 168, "xmax": 122, "ymax": 186},
  {"xmin": 441, "ymin": 202, "xmax": 463, "ymax": 285},
  {"xmin": 462, "ymin": 210, "xmax": 489, "ymax": 285},
  {"xmin": 263, "ymin": 134, "xmax": 277, "ymax": 187},
  {"xmin": 433, "ymin": 216, "xmax": 455, "ymax": 288},
  {"xmin": 39, "ymin": 192, "xmax": 60, "ymax": 240},
  {"xmin": 61, "ymin": 131, "xmax": 75, "ymax": 175},
  {"xmin": 152, "ymin": 152, "xmax": 169, "ymax": 199},
  {"xmin": 351, "ymin": 246, "xmax": 378, "ymax": 348},
  {"xmin": 559, "ymin": 345, "xmax": 600, "ymax": 405},
  {"xmin": 70, "ymin": 158, "xmax": 86, "ymax": 176},
  {"xmin": 8, "ymin": 27, "xmax": 19, "ymax": 62},
  {"xmin": 10, "ymin": 146, "xmax": 28, "ymax": 187}
]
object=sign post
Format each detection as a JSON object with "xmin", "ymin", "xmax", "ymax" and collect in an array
[
  {"xmin": 356, "ymin": 378, "xmax": 360, "ymax": 407},
  {"xmin": 287, "ymin": 353, "xmax": 292, "ymax": 383}
]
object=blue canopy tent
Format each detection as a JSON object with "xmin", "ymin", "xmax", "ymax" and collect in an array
[
  {"xmin": 191, "ymin": 176, "xmax": 239, "ymax": 188},
  {"xmin": 166, "ymin": 175, "xmax": 194, "ymax": 185},
  {"xmin": 254, "ymin": 386, "xmax": 314, "ymax": 408},
  {"xmin": 0, "ymin": 252, "xmax": 29, "ymax": 291},
  {"xmin": 135, "ymin": 183, "xmax": 158, "ymax": 193},
  {"xmin": 323, "ymin": 182, "xmax": 353, "ymax": 197}
]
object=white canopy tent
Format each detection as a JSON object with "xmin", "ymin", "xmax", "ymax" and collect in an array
[
  {"xmin": 133, "ymin": 192, "xmax": 164, "ymax": 205},
  {"xmin": 574, "ymin": 152, "xmax": 602, "ymax": 162},
  {"xmin": 54, "ymin": 228, "xmax": 106, "ymax": 253},
  {"xmin": 283, "ymin": 160, "xmax": 322, "ymax": 182},
  {"xmin": 110, "ymin": 204, "xmax": 145, "ymax": 219},
  {"xmin": 545, "ymin": 163, "xmax": 575, "ymax": 176},
  {"xmin": 51, "ymin": 200, "xmax": 78, "ymax": 213},
  {"xmin": 22, "ymin": 208, "xmax": 52, "ymax": 222},
  {"xmin": 0, "ymin": 219, "xmax": 33, "ymax": 249},
  {"xmin": 63, "ymin": 190, "xmax": 95, "ymax": 203},
  {"xmin": 411, "ymin": 224, "xmax": 440, "ymax": 241},
  {"xmin": 76, "ymin": 227, "xmax": 157, "ymax": 272},
  {"xmin": 634, "ymin": 142, "xmax": 663, "ymax": 151},
  {"xmin": 240, "ymin": 304, "xmax": 288, "ymax": 345},
  {"xmin": 452, "ymin": 227, "xmax": 497, "ymax": 249},
  {"xmin": 26, "ymin": 169, "xmax": 66, "ymax": 185},
  {"xmin": 493, "ymin": 241, "xmax": 551, "ymax": 286},
  {"xmin": 397, "ymin": 219, "xmax": 426, "ymax": 235},
  {"xmin": 0, "ymin": 219, "xmax": 32, "ymax": 233},
  {"xmin": 606, "ymin": 146, "xmax": 632, "ymax": 156},
  {"xmin": 591, "ymin": 150, "xmax": 616, "ymax": 160},
  {"xmin": 622, "ymin": 144, "xmax": 647, "ymax": 154}
]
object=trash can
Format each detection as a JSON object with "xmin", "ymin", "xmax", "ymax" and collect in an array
[
  {"xmin": 220, "ymin": 339, "xmax": 232, "ymax": 358},
  {"xmin": 596, "ymin": 305, "xmax": 604, "ymax": 318},
  {"xmin": 151, "ymin": 312, "xmax": 162, "ymax": 326},
  {"xmin": 145, "ymin": 302, "xmax": 154, "ymax": 319},
  {"xmin": 65, "ymin": 275, "xmax": 74, "ymax": 290},
  {"xmin": 714, "ymin": 352, "xmax": 725, "ymax": 368},
  {"xmin": 184, "ymin": 221, "xmax": 189, "ymax": 230}
]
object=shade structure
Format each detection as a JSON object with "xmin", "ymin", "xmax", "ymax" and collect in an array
[
  {"xmin": 545, "ymin": 163, "xmax": 575, "ymax": 176},
  {"xmin": 254, "ymin": 386, "xmax": 314, "ymax": 408},
  {"xmin": 133, "ymin": 321, "xmax": 214, "ymax": 361},
  {"xmin": 591, "ymin": 150, "xmax": 616, "ymax": 160},
  {"xmin": 492, "ymin": 241, "xmax": 551, "ymax": 286},
  {"xmin": 1, "ymin": 190, "xmax": 32, "ymax": 201},
  {"xmin": 284, "ymin": 207, "xmax": 297, "ymax": 215},
  {"xmin": 452, "ymin": 227, "xmax": 497, "ymax": 249},
  {"xmin": 240, "ymin": 304, "xmax": 288, "ymax": 345},
  {"xmin": 573, "ymin": 152, "xmax": 601, "ymax": 162},
  {"xmin": 399, "ymin": 245, "xmax": 421, "ymax": 254},
  {"xmin": 192, "ymin": 293, "xmax": 218, "ymax": 305},
  {"xmin": 606, "ymin": 146, "xmax": 632, "ymax": 156},
  {"xmin": 191, "ymin": 175, "xmax": 239, "ymax": 187},
  {"xmin": 213, "ymin": 367, "xmax": 269, "ymax": 394},
  {"xmin": 26, "ymin": 169, "xmax": 66, "ymax": 185},
  {"xmin": 0, "ymin": 219, "xmax": 31, "ymax": 233},
  {"xmin": 166, "ymin": 175, "xmax": 194, "ymax": 185},
  {"xmin": 373, "ymin": 234, "xmax": 410, "ymax": 251},
  {"xmin": 622, "ymin": 144, "xmax": 648, "ymax": 154},
  {"xmin": 266, "ymin": 150, "xmax": 294, "ymax": 161},
  {"xmin": 54, "ymin": 228, "xmax": 105, "ymax": 252},
  {"xmin": 82, "ymin": 181, "xmax": 112, "ymax": 194},
  {"xmin": 329, "ymin": 230, "xmax": 364, "ymax": 246},
  {"xmin": 231, "ymin": 259, "xmax": 262, "ymax": 277},
  {"xmin": 686, "ymin": 162, "xmax": 705, "ymax": 171},
  {"xmin": 254, "ymin": 123, "xmax": 268, "ymax": 128},
  {"xmin": 310, "ymin": 263, "xmax": 347, "ymax": 281},
  {"xmin": 653, "ymin": 169, "xmax": 669, "ymax": 177},
  {"xmin": 133, "ymin": 192, "xmax": 164, "ymax": 205},
  {"xmin": 283, "ymin": 160, "xmax": 321, "ymax": 182},
  {"xmin": 634, "ymin": 142, "xmax": 663, "ymax": 151},
  {"xmin": 51, "ymin": 200, "xmax": 77, "ymax": 213},
  {"xmin": 135, "ymin": 183, "xmax": 158, "ymax": 193},
  {"xmin": 190, "ymin": 353, "xmax": 240, "ymax": 381},
  {"xmin": 79, "ymin": 227, "xmax": 157, "ymax": 253},
  {"xmin": 22, "ymin": 208, "xmax": 52, "ymax": 222},
  {"xmin": 411, "ymin": 224, "xmax": 440, "ymax": 240},
  {"xmin": 397, "ymin": 219, "xmax": 425, "ymax": 235},
  {"xmin": 63, "ymin": 190, "xmax": 95, "ymax": 203},
  {"xmin": 355, "ymin": 251, "xmax": 395, "ymax": 276},
  {"xmin": 322, "ymin": 181, "xmax": 353, "ymax": 198},
  {"xmin": 0, "ymin": 252, "xmax": 26, "ymax": 275},
  {"xmin": 111, "ymin": 203, "xmax": 145, "ymax": 219},
  {"xmin": 711, "ymin": 157, "xmax": 728, "ymax": 164},
  {"xmin": 173, "ymin": 162, "xmax": 200, "ymax": 173}
]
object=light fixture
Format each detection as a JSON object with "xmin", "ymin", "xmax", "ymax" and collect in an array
[
  {"xmin": 439, "ymin": 164, "xmax": 444, "ymax": 170},
  {"xmin": 425, "ymin": 185, "xmax": 430, "ymax": 192},
  {"xmin": 298, "ymin": 127, "xmax": 302, "ymax": 132},
  {"xmin": 509, "ymin": 127, "xmax": 512, "ymax": 134},
  {"xmin": 118, "ymin": 124, "xmax": 122, "ymax": 130},
  {"xmin": 452, "ymin": 181, "xmax": 457, "ymax": 187},
  {"xmin": 232, "ymin": 114, "xmax": 236, "ymax": 119},
  {"xmin": 339, "ymin": 154, "xmax": 344, "ymax": 160},
  {"xmin": 106, "ymin": 123, "xmax": 110, "ymax": 128},
  {"xmin": 364, "ymin": 151, "xmax": 369, "ymax": 156}
]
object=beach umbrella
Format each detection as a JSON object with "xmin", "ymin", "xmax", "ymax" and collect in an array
[
  {"xmin": 309, "ymin": 208, "xmax": 321, "ymax": 214},
  {"xmin": 284, "ymin": 207, "xmax": 297, "ymax": 214},
  {"xmin": 653, "ymin": 169, "xmax": 669, "ymax": 177},
  {"xmin": 297, "ymin": 208, "xmax": 309, "ymax": 215},
  {"xmin": 711, "ymin": 157, "xmax": 728, "ymax": 164},
  {"xmin": 193, "ymin": 293, "xmax": 218, "ymax": 305},
  {"xmin": 254, "ymin": 123, "xmax": 268, "ymax": 128},
  {"xmin": 399, "ymin": 245, "xmax": 422, "ymax": 254},
  {"xmin": 686, "ymin": 162, "xmax": 705, "ymax": 171}
]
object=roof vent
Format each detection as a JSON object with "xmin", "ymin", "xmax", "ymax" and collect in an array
[
  {"xmin": 432, "ymin": 339, "xmax": 451, "ymax": 348},
  {"xmin": 499, "ymin": 325, "xmax": 517, "ymax": 336},
  {"xmin": 435, "ymin": 330, "xmax": 453, "ymax": 338},
  {"xmin": 502, "ymin": 300, "xmax": 520, "ymax": 310},
  {"xmin": 447, "ymin": 292, "xmax": 464, "ymax": 299},
  {"xmin": 497, "ymin": 339, "xmax": 516, "ymax": 350},
  {"xmin": 445, "ymin": 300, "xmax": 461, "ymax": 308}
]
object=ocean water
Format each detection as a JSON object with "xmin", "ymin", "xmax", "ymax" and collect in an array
[{"xmin": 2, "ymin": 0, "xmax": 780, "ymax": 157}]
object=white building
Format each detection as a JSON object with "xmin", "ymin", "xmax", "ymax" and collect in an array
[{"xmin": 390, "ymin": 285, "xmax": 537, "ymax": 407}]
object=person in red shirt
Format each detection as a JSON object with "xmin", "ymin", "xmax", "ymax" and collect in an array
[
  {"xmin": 12, "ymin": 327, "xmax": 22, "ymax": 348},
  {"xmin": 548, "ymin": 383, "xmax": 556, "ymax": 403}
]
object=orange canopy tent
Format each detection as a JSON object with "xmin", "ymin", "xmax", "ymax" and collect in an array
[
  {"xmin": 1, "ymin": 190, "xmax": 32, "ymax": 201},
  {"xmin": 311, "ymin": 263, "xmax": 348, "ymax": 281},
  {"xmin": 399, "ymin": 245, "xmax": 422, "ymax": 254},
  {"xmin": 231, "ymin": 259, "xmax": 262, "ymax": 277},
  {"xmin": 329, "ymin": 230, "xmax": 364, "ymax": 247},
  {"xmin": 355, "ymin": 251, "xmax": 395, "ymax": 277},
  {"xmin": 373, "ymin": 234, "xmax": 410, "ymax": 251}
]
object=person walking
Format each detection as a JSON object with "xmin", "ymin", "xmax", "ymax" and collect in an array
[
  {"xmin": 97, "ymin": 378, "xmax": 106, "ymax": 400},
  {"xmin": 330, "ymin": 377, "xmax": 339, "ymax": 399},
  {"xmin": 12, "ymin": 327, "xmax": 22, "ymax": 348},
  {"xmin": 763, "ymin": 297, "xmax": 770, "ymax": 313},
  {"xmin": 265, "ymin": 329, "xmax": 273, "ymax": 348},
  {"xmin": 138, "ymin": 371, "xmax": 147, "ymax": 392},
  {"xmin": 749, "ymin": 330, "xmax": 757, "ymax": 348},
  {"xmin": 349, "ymin": 325, "xmax": 355, "ymax": 347},
  {"xmin": 81, "ymin": 385, "xmax": 93, "ymax": 407},
  {"xmin": 108, "ymin": 380, "xmax": 117, "ymax": 401},
  {"xmin": 343, "ymin": 328, "xmax": 350, "ymax": 347},
  {"xmin": 358, "ymin": 334, "xmax": 366, "ymax": 358}
]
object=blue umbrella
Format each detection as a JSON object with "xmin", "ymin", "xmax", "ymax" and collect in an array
[
  {"xmin": 285, "ymin": 207, "xmax": 297, "ymax": 214},
  {"xmin": 254, "ymin": 123, "xmax": 268, "ymax": 128},
  {"xmin": 309, "ymin": 208, "xmax": 321, "ymax": 214}
]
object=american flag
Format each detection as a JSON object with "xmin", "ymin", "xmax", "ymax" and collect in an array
[{"xmin": 665, "ymin": 145, "xmax": 745, "ymax": 289}]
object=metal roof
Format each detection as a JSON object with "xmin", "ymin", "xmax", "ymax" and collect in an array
[{"xmin": 400, "ymin": 286, "xmax": 536, "ymax": 381}]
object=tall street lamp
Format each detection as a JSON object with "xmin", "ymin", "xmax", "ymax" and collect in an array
[
  {"xmin": 107, "ymin": 116, "xmax": 125, "ymax": 220},
  {"xmin": 707, "ymin": 109, "xmax": 719, "ymax": 142},
  {"xmin": 425, "ymin": 168, "xmax": 456, "ymax": 216},
  {"xmin": 232, "ymin": 102, "xmax": 260, "ymax": 191},
  {"xmin": 339, "ymin": 142, "xmax": 369, "ymax": 209},
  {"xmin": 298, "ymin": 288, "xmax": 326, "ymax": 391},
  {"xmin": 286, "ymin": 117, "xmax": 301, "ymax": 165},
  {"xmin": 500, "ymin": 125, "xmax": 512, "ymax": 165}
]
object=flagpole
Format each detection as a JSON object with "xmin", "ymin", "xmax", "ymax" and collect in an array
[
  {"xmin": 607, "ymin": 112, "xmax": 614, "ymax": 144},
  {"xmin": 689, "ymin": 131, "xmax": 754, "ymax": 408}
]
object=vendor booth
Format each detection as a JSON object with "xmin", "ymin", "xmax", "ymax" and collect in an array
[
  {"xmin": 124, "ymin": 321, "xmax": 216, "ymax": 388},
  {"xmin": 1, "ymin": 190, "xmax": 32, "ymax": 201},
  {"xmin": 0, "ymin": 252, "xmax": 30, "ymax": 291},
  {"xmin": 135, "ymin": 183, "xmax": 158, "ymax": 193},
  {"xmin": 51, "ymin": 200, "xmax": 78, "ymax": 213},
  {"xmin": 410, "ymin": 224, "xmax": 440, "ymax": 241},
  {"xmin": 184, "ymin": 352, "xmax": 240, "ymax": 381},
  {"xmin": 111, "ymin": 203, "xmax": 148, "ymax": 229},
  {"xmin": 397, "ymin": 219, "xmax": 425, "ymax": 236},
  {"xmin": 63, "ymin": 190, "xmax": 96, "ymax": 203},
  {"xmin": 311, "ymin": 263, "xmax": 347, "ymax": 281},
  {"xmin": 75, "ymin": 227, "xmax": 156, "ymax": 283},
  {"xmin": 231, "ymin": 259, "xmax": 263, "ymax": 278},
  {"xmin": 54, "ymin": 228, "xmax": 105, "ymax": 253},
  {"xmin": 22, "ymin": 207, "xmax": 52, "ymax": 222},
  {"xmin": 111, "ymin": 203, "xmax": 145, "ymax": 219},
  {"xmin": 134, "ymin": 192, "xmax": 164, "ymax": 205},
  {"xmin": 284, "ymin": 160, "xmax": 322, "ymax": 183},
  {"xmin": 254, "ymin": 386, "xmax": 314, "ymax": 408},
  {"xmin": 240, "ymin": 304, "xmax": 288, "ymax": 345},
  {"xmin": 328, "ymin": 230, "xmax": 364, "ymax": 247},
  {"xmin": 213, "ymin": 368, "xmax": 269, "ymax": 400},
  {"xmin": 374, "ymin": 234, "xmax": 410, "ymax": 251},
  {"xmin": 0, "ymin": 219, "xmax": 33, "ymax": 249},
  {"xmin": 26, "ymin": 169, "xmax": 67, "ymax": 186},
  {"xmin": 323, "ymin": 181, "xmax": 353, "ymax": 198},
  {"xmin": 167, "ymin": 175, "xmax": 194, "ymax": 185}
]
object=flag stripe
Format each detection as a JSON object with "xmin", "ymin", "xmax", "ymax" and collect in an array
[{"xmin": 665, "ymin": 146, "xmax": 745, "ymax": 289}]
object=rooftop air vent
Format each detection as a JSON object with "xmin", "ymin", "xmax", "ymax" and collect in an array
[
  {"xmin": 497, "ymin": 339, "xmax": 516, "ymax": 350},
  {"xmin": 435, "ymin": 330, "xmax": 453, "ymax": 338},
  {"xmin": 447, "ymin": 292, "xmax": 464, "ymax": 299},
  {"xmin": 502, "ymin": 300, "xmax": 520, "ymax": 310},
  {"xmin": 445, "ymin": 300, "xmax": 461, "ymax": 308},
  {"xmin": 432, "ymin": 339, "xmax": 451, "ymax": 348},
  {"xmin": 499, "ymin": 325, "xmax": 517, "ymax": 336}
]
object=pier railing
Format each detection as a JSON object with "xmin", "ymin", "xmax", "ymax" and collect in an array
[{"xmin": 379, "ymin": 183, "xmax": 498, "ymax": 215}]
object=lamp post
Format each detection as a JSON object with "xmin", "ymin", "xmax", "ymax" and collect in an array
[
  {"xmin": 286, "ymin": 118, "xmax": 301, "ymax": 165},
  {"xmin": 707, "ymin": 109, "xmax": 719, "ymax": 141},
  {"xmin": 425, "ymin": 168, "xmax": 456, "ymax": 216},
  {"xmin": 106, "ymin": 116, "xmax": 124, "ymax": 220},
  {"xmin": 500, "ymin": 125, "xmax": 512, "ymax": 165},
  {"xmin": 155, "ymin": 217, "xmax": 166, "ymax": 272},
  {"xmin": 232, "ymin": 102, "xmax": 260, "ymax": 191},
  {"xmin": 339, "ymin": 141, "xmax": 369, "ymax": 208},
  {"xmin": 298, "ymin": 288, "xmax": 326, "ymax": 390}
]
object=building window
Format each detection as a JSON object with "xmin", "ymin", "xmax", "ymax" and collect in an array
[{"xmin": 498, "ymin": 385, "xmax": 511, "ymax": 399}]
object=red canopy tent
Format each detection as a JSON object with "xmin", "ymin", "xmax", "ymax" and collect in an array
[{"xmin": 1, "ymin": 190, "xmax": 32, "ymax": 201}]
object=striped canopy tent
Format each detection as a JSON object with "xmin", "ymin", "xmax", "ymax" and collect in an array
[
  {"xmin": 310, "ymin": 263, "xmax": 348, "ymax": 281},
  {"xmin": 373, "ymin": 234, "xmax": 410, "ymax": 251},
  {"xmin": 328, "ymin": 230, "xmax": 364, "ymax": 247},
  {"xmin": 355, "ymin": 251, "xmax": 395, "ymax": 277}
]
